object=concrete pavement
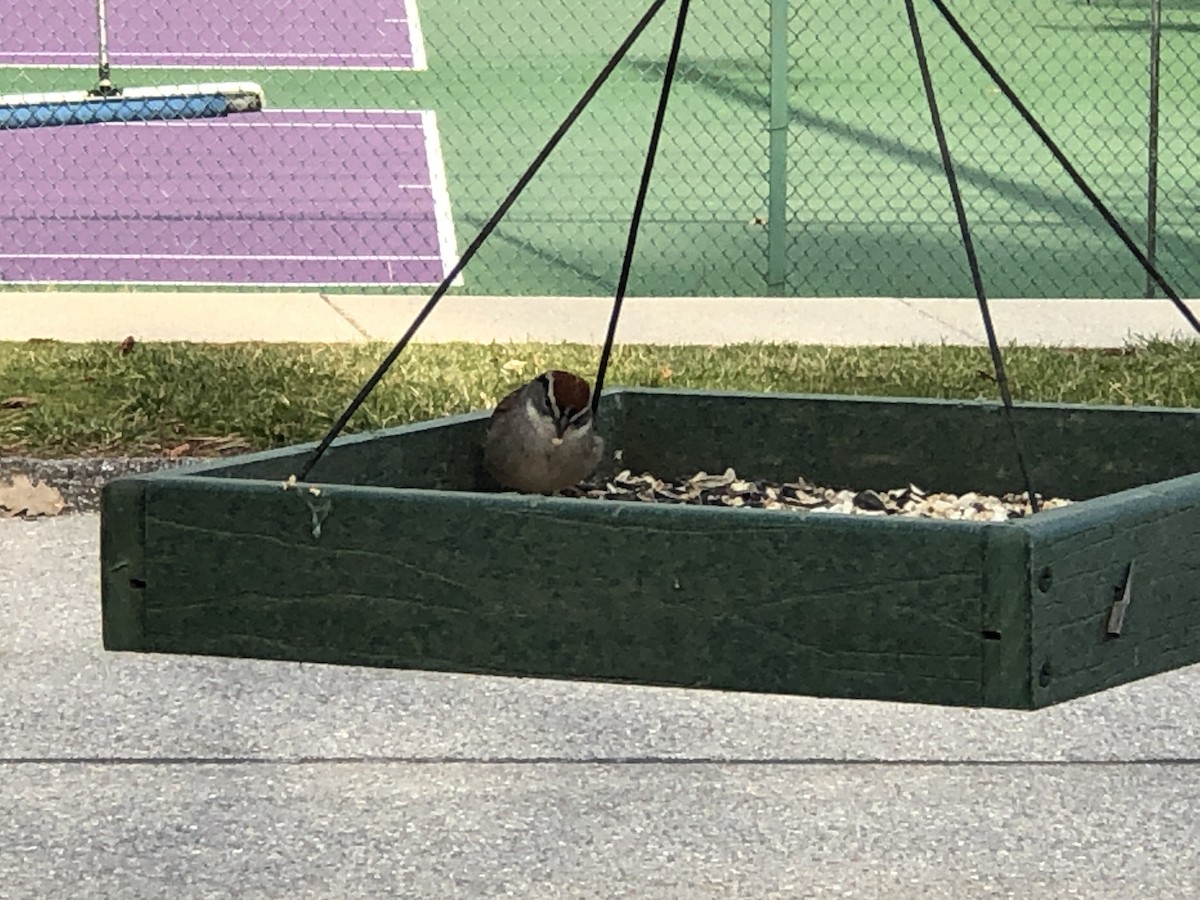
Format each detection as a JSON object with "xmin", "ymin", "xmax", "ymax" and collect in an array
[
  {"xmin": 3, "ymin": 513, "xmax": 1200, "ymax": 898},
  {"xmin": 3, "ymin": 292, "xmax": 1199, "ymax": 897},
  {"xmin": 1, "ymin": 291, "xmax": 1198, "ymax": 345}
]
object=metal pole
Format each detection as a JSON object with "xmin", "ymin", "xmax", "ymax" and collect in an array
[
  {"xmin": 766, "ymin": 0, "xmax": 789, "ymax": 293},
  {"xmin": 1144, "ymin": 0, "xmax": 1162, "ymax": 298},
  {"xmin": 94, "ymin": 0, "xmax": 117, "ymax": 94}
]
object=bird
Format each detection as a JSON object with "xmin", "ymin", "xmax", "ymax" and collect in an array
[{"xmin": 483, "ymin": 369, "xmax": 605, "ymax": 494}]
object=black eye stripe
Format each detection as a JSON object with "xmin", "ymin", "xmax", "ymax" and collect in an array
[{"xmin": 542, "ymin": 375, "xmax": 564, "ymax": 416}]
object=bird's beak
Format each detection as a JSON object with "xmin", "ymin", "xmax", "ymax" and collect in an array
[{"xmin": 552, "ymin": 416, "xmax": 571, "ymax": 442}]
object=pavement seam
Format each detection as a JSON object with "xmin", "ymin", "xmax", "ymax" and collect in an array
[
  {"xmin": 5, "ymin": 756, "xmax": 1200, "ymax": 766},
  {"xmin": 319, "ymin": 292, "xmax": 372, "ymax": 340},
  {"xmin": 893, "ymin": 296, "xmax": 983, "ymax": 343}
]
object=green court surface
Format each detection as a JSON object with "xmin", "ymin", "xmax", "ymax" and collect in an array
[{"xmin": 9, "ymin": 0, "xmax": 1200, "ymax": 298}]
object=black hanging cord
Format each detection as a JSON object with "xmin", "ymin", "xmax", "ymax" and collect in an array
[
  {"xmin": 904, "ymin": 0, "xmax": 1041, "ymax": 513},
  {"xmin": 293, "ymin": 0, "xmax": 672, "ymax": 482},
  {"xmin": 925, "ymin": 0, "xmax": 1200, "ymax": 336},
  {"xmin": 591, "ymin": 0, "xmax": 692, "ymax": 414}
]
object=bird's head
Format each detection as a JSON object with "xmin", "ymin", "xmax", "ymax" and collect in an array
[{"xmin": 537, "ymin": 370, "xmax": 594, "ymax": 443}]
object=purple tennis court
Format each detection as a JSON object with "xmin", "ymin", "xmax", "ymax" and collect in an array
[
  {"xmin": 0, "ymin": 0, "xmax": 424, "ymax": 70},
  {"xmin": 2, "ymin": 108, "xmax": 458, "ymax": 287}
]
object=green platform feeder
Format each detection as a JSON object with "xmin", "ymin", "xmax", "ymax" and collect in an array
[{"xmin": 100, "ymin": 389, "xmax": 1200, "ymax": 710}]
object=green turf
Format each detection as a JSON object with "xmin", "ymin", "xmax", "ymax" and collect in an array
[
  {"xmin": 1, "ymin": 338, "xmax": 1197, "ymax": 458},
  {"xmin": 4, "ymin": 0, "xmax": 1199, "ymax": 297}
]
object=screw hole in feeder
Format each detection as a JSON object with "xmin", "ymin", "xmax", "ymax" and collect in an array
[
  {"xmin": 1039, "ymin": 661, "xmax": 1054, "ymax": 687},
  {"xmin": 1037, "ymin": 567, "xmax": 1053, "ymax": 592}
]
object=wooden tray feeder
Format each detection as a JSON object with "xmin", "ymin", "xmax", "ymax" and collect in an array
[{"xmin": 101, "ymin": 389, "xmax": 1200, "ymax": 709}]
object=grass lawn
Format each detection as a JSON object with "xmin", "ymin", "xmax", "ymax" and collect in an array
[{"xmin": 1, "ymin": 338, "xmax": 1197, "ymax": 458}]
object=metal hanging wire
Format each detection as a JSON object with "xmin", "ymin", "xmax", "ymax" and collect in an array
[
  {"xmin": 591, "ymin": 0, "xmax": 692, "ymax": 414},
  {"xmin": 924, "ymin": 0, "xmax": 1200, "ymax": 336},
  {"xmin": 904, "ymin": 0, "xmax": 1041, "ymax": 512},
  {"xmin": 293, "ymin": 0, "xmax": 675, "ymax": 482}
]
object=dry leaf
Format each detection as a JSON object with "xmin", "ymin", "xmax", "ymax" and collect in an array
[
  {"xmin": 0, "ymin": 473, "xmax": 66, "ymax": 518},
  {"xmin": 1, "ymin": 396, "xmax": 37, "ymax": 409},
  {"xmin": 659, "ymin": 365, "xmax": 673, "ymax": 380},
  {"xmin": 501, "ymin": 359, "xmax": 527, "ymax": 373},
  {"xmin": 164, "ymin": 442, "xmax": 193, "ymax": 459}
]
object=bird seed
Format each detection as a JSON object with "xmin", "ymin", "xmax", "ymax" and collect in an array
[{"xmin": 560, "ymin": 467, "xmax": 1072, "ymax": 521}]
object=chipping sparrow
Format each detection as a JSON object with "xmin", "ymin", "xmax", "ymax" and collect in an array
[{"xmin": 483, "ymin": 369, "xmax": 605, "ymax": 494}]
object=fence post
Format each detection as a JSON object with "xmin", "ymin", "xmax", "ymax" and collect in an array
[
  {"xmin": 766, "ymin": 0, "xmax": 789, "ymax": 294},
  {"xmin": 1144, "ymin": 0, "xmax": 1162, "ymax": 298}
]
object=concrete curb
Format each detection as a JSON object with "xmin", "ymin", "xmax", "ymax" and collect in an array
[{"xmin": 0, "ymin": 292, "xmax": 1197, "ymax": 346}]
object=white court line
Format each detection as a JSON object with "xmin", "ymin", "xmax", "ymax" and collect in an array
[
  {"xmin": 145, "ymin": 122, "xmax": 424, "ymax": 130},
  {"xmin": 116, "ymin": 52, "xmax": 411, "ymax": 59},
  {"xmin": 421, "ymin": 109, "xmax": 463, "ymax": 287},
  {"xmin": 268, "ymin": 107, "xmax": 428, "ymax": 114},
  {"xmin": 0, "ymin": 254, "xmax": 441, "ymax": 262},
  {"xmin": 0, "ymin": 279, "xmax": 446, "ymax": 287},
  {"xmin": 402, "ymin": 0, "xmax": 429, "ymax": 72},
  {"xmin": 2, "ymin": 51, "xmax": 412, "ymax": 60},
  {"xmin": 0, "ymin": 51, "xmax": 410, "ymax": 58},
  {"xmin": 0, "ymin": 62, "xmax": 419, "ymax": 72}
]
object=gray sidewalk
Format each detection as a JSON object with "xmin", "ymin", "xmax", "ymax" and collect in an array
[
  {"xmin": 3, "ymin": 513, "xmax": 1200, "ymax": 898},
  {"xmin": 0, "ymin": 292, "xmax": 1197, "ymax": 345}
]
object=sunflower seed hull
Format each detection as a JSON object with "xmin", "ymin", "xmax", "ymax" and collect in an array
[{"xmin": 559, "ymin": 468, "xmax": 1072, "ymax": 521}]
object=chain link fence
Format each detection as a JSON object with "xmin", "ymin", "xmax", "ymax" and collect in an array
[
  {"xmin": 2, "ymin": 0, "xmax": 1196, "ymax": 298},
  {"xmin": 782, "ymin": 0, "xmax": 1200, "ymax": 300}
]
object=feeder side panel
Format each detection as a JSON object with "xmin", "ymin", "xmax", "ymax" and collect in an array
[
  {"xmin": 1024, "ymin": 473, "xmax": 1200, "ymax": 708},
  {"xmin": 100, "ymin": 476, "xmax": 149, "ymax": 651},
  {"xmin": 116, "ymin": 475, "xmax": 991, "ymax": 707},
  {"xmin": 980, "ymin": 524, "xmax": 1034, "ymax": 709}
]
